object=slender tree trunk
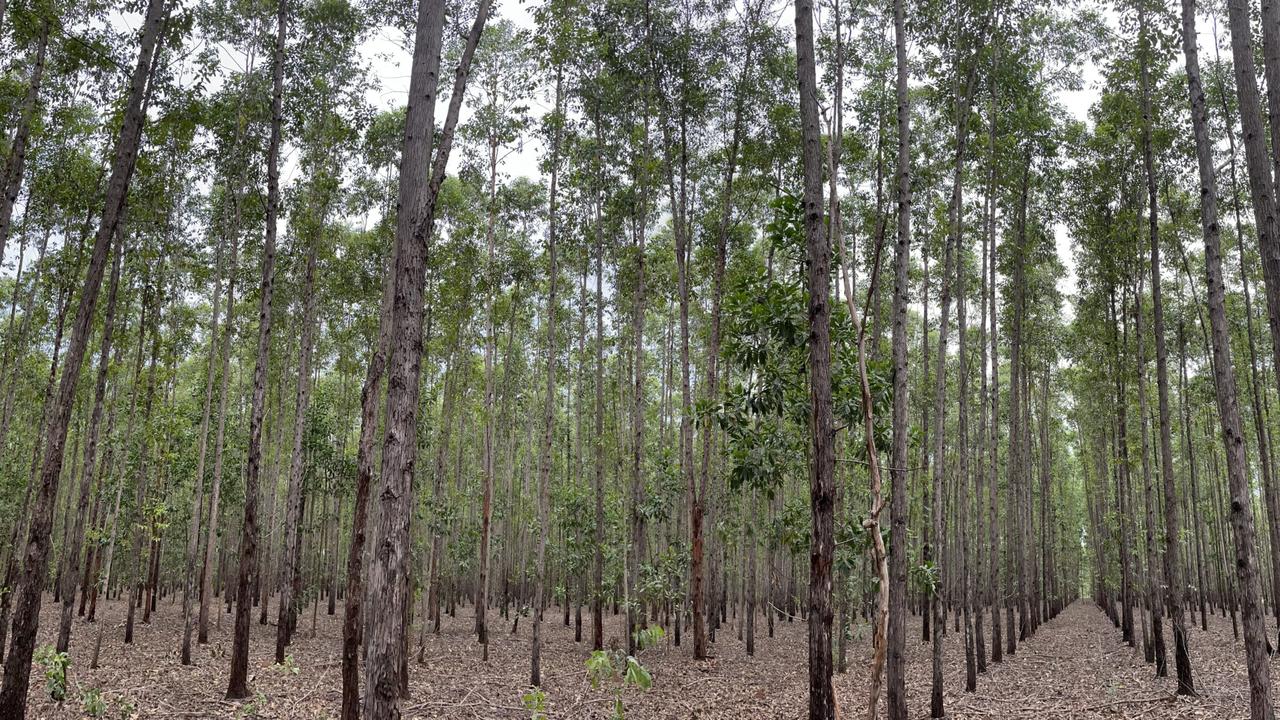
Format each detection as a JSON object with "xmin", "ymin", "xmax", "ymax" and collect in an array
[
  {"xmin": 626, "ymin": 108, "xmax": 650, "ymax": 661},
  {"xmin": 1134, "ymin": 271, "xmax": 1167, "ymax": 671},
  {"xmin": 976, "ymin": 101, "xmax": 994, "ymax": 672},
  {"xmin": 1191, "ymin": 2, "xmax": 1275, "ymax": 711},
  {"xmin": 345, "ymin": 3, "xmax": 445, "ymax": 705},
  {"xmin": 0, "ymin": 21, "xmax": 49, "ymax": 264},
  {"xmin": 56, "ymin": 231, "xmax": 125, "ymax": 654},
  {"xmin": 796, "ymin": 2, "xmax": 834, "ymax": 716},
  {"xmin": 181, "ymin": 228, "xmax": 226, "ymax": 663},
  {"xmin": 591, "ymin": 123, "xmax": 607, "ymax": 651},
  {"xmin": 277, "ymin": 209, "xmax": 320, "ymax": 662},
  {"xmin": 531, "ymin": 70, "xmax": 563, "ymax": 688},
  {"xmin": 886, "ymin": 0, "xmax": 912, "ymax": 710},
  {"xmin": 199, "ymin": 194, "xmax": 241, "ymax": 644},
  {"xmin": 363, "ymin": 2, "xmax": 488, "ymax": 715},
  {"xmin": 958, "ymin": 163, "xmax": 976, "ymax": 694},
  {"xmin": 476, "ymin": 126, "xmax": 500, "ymax": 660},
  {"xmin": 1143, "ymin": 6, "xmax": 1192, "ymax": 689},
  {"xmin": 987, "ymin": 76, "xmax": 1003, "ymax": 664},
  {"xmin": 1179, "ymin": 321, "xmax": 1210, "ymax": 631},
  {"xmin": 1254, "ymin": 0, "xmax": 1280, "ymax": 463},
  {"xmin": 130, "ymin": 288, "xmax": 164, "ymax": 636},
  {"xmin": 226, "ymin": 0, "xmax": 286, "ymax": 698},
  {"xmin": 0, "ymin": 0, "xmax": 167, "ymax": 710}
]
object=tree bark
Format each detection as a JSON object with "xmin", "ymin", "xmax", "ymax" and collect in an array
[
  {"xmin": 886, "ymin": 0, "xmax": 912, "ymax": 711},
  {"xmin": 0, "ymin": 0, "xmax": 167, "ymax": 710},
  {"xmin": 0, "ymin": 20, "xmax": 49, "ymax": 266},
  {"xmin": 56, "ymin": 230, "xmax": 124, "ymax": 655},
  {"xmin": 531, "ymin": 70, "xmax": 563, "ymax": 687},
  {"xmin": 796, "ymin": 1, "xmax": 834, "ymax": 716},
  {"xmin": 342, "ymin": 0, "xmax": 446, "ymax": 709},
  {"xmin": 181, "ymin": 225, "xmax": 227, "ymax": 663},
  {"xmin": 1193, "ymin": 1, "xmax": 1275, "ymax": 712},
  {"xmin": 362, "ymin": 1, "xmax": 488, "ymax": 714},
  {"xmin": 226, "ymin": 0, "xmax": 286, "ymax": 698},
  {"xmin": 277, "ymin": 207, "xmax": 321, "ymax": 662}
]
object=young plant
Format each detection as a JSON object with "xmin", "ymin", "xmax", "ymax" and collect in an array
[
  {"xmin": 81, "ymin": 688, "xmax": 107, "ymax": 717},
  {"xmin": 521, "ymin": 687, "xmax": 548, "ymax": 720},
  {"xmin": 273, "ymin": 654, "xmax": 300, "ymax": 675},
  {"xmin": 34, "ymin": 644, "xmax": 69, "ymax": 702},
  {"xmin": 585, "ymin": 626, "xmax": 664, "ymax": 719}
]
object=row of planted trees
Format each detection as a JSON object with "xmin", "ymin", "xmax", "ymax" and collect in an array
[{"xmin": 5, "ymin": 0, "xmax": 1280, "ymax": 718}]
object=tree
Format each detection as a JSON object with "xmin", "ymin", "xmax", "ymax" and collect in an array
[
  {"xmin": 0, "ymin": 0, "xmax": 170, "ymax": 712},
  {"xmin": 226, "ymin": 0, "xmax": 287, "ymax": 699},
  {"xmin": 886, "ymin": 0, "xmax": 912, "ymax": 709},
  {"xmin": 361, "ymin": 0, "xmax": 490, "ymax": 714},
  {"xmin": 796, "ymin": 0, "xmax": 834, "ymax": 717}
]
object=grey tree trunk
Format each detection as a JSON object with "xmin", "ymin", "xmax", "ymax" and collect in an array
[
  {"xmin": 796, "ymin": 2, "xmax": 834, "ymax": 717},
  {"xmin": 0, "ymin": 21, "xmax": 49, "ymax": 266},
  {"xmin": 56, "ymin": 230, "xmax": 125, "ymax": 654},
  {"xmin": 1203, "ymin": 2, "xmax": 1276, "ymax": 714},
  {"xmin": 885, "ymin": 0, "xmax": 912, "ymax": 710},
  {"xmin": 277, "ymin": 213, "xmax": 320, "ymax": 662},
  {"xmin": 531, "ymin": 73, "xmax": 562, "ymax": 687},
  {"xmin": 0, "ymin": 0, "xmax": 167, "ymax": 710},
  {"xmin": 226, "ymin": 0, "xmax": 286, "ymax": 698},
  {"xmin": 199, "ymin": 193, "xmax": 241, "ymax": 644},
  {"xmin": 181, "ymin": 227, "xmax": 226, "ymax": 664},
  {"xmin": 362, "ymin": 1, "xmax": 488, "ymax": 714}
]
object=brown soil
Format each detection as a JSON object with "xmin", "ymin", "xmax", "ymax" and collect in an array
[{"xmin": 14, "ymin": 595, "xmax": 1273, "ymax": 718}]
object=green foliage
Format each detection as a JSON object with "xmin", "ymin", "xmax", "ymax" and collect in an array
[
  {"xmin": 585, "ymin": 626, "xmax": 663, "ymax": 720},
  {"xmin": 911, "ymin": 560, "xmax": 940, "ymax": 597},
  {"xmin": 235, "ymin": 692, "xmax": 268, "ymax": 718},
  {"xmin": 81, "ymin": 688, "xmax": 107, "ymax": 717},
  {"xmin": 639, "ymin": 548, "xmax": 687, "ymax": 605},
  {"xmin": 34, "ymin": 644, "xmax": 68, "ymax": 702},
  {"xmin": 769, "ymin": 497, "xmax": 811, "ymax": 556},
  {"xmin": 633, "ymin": 624, "xmax": 665, "ymax": 652},
  {"xmin": 521, "ymin": 687, "xmax": 548, "ymax": 720}
]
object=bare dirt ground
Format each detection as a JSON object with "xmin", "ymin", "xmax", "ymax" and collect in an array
[{"xmin": 14, "ymin": 594, "xmax": 1275, "ymax": 718}]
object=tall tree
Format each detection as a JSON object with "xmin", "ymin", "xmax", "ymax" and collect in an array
[
  {"xmin": 361, "ymin": 0, "xmax": 490, "ymax": 714},
  {"xmin": 0, "ymin": 0, "xmax": 169, "ymax": 712},
  {"xmin": 226, "ymin": 0, "xmax": 287, "ymax": 699},
  {"xmin": 796, "ymin": 0, "xmax": 834, "ymax": 717},
  {"xmin": 886, "ymin": 0, "xmax": 913, "ymax": 708}
]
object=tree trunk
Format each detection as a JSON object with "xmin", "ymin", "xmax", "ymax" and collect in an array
[
  {"xmin": 56, "ymin": 231, "xmax": 124, "ymax": 655},
  {"xmin": 181, "ymin": 225, "xmax": 227, "ymax": 663},
  {"xmin": 1196, "ymin": 2, "xmax": 1276, "ymax": 711},
  {"xmin": 886, "ymin": 0, "xmax": 912, "ymax": 710},
  {"xmin": 796, "ymin": 2, "xmax": 834, "ymax": 716},
  {"xmin": 226, "ymin": 0, "xmax": 286, "ymax": 698},
  {"xmin": 277, "ymin": 206, "xmax": 321, "ymax": 662},
  {"xmin": 362, "ymin": 2, "xmax": 487, "ymax": 715},
  {"xmin": 531, "ymin": 74, "xmax": 562, "ymax": 688},
  {"xmin": 476, "ymin": 124, "xmax": 500, "ymax": 661},
  {"xmin": 0, "ymin": 21, "xmax": 49, "ymax": 264},
  {"xmin": 591, "ymin": 115, "xmax": 607, "ymax": 651},
  {"xmin": 0, "ymin": 0, "xmax": 167, "ymax": 710}
]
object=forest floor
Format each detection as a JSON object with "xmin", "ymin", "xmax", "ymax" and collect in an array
[{"xmin": 14, "ymin": 593, "xmax": 1272, "ymax": 719}]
